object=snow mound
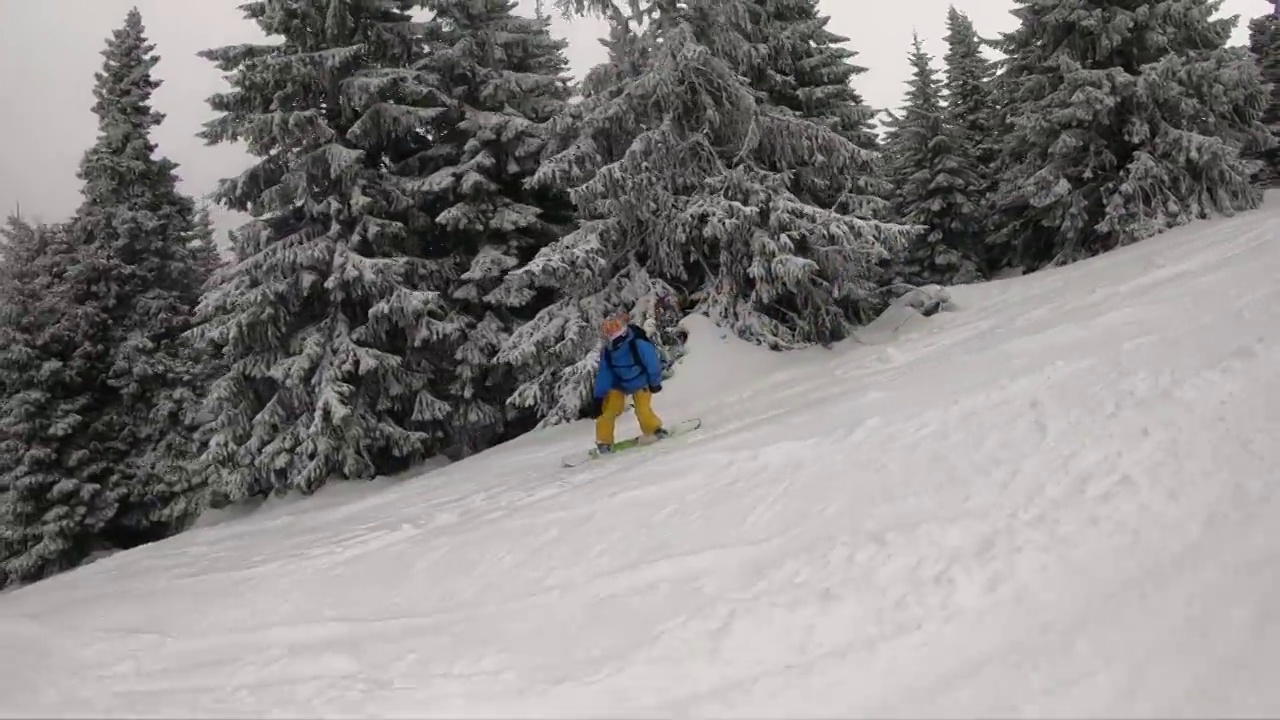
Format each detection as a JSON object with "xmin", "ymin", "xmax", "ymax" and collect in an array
[
  {"xmin": 2, "ymin": 194, "xmax": 1280, "ymax": 717},
  {"xmin": 856, "ymin": 283, "xmax": 954, "ymax": 344},
  {"xmin": 664, "ymin": 314, "xmax": 793, "ymax": 393}
]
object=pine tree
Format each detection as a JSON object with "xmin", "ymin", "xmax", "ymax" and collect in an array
[
  {"xmin": 67, "ymin": 7, "xmax": 210, "ymax": 542},
  {"xmin": 942, "ymin": 7, "xmax": 997, "ymax": 165},
  {"xmin": 1248, "ymin": 7, "xmax": 1280, "ymax": 185},
  {"xmin": 190, "ymin": 204, "xmax": 225, "ymax": 282},
  {"xmin": 0, "ymin": 218, "xmax": 114, "ymax": 586},
  {"xmin": 0, "ymin": 9, "xmax": 212, "ymax": 585},
  {"xmin": 494, "ymin": 0, "xmax": 915, "ymax": 423},
  {"xmin": 744, "ymin": 0, "xmax": 888, "ymax": 216},
  {"xmin": 941, "ymin": 6, "xmax": 999, "ymax": 263},
  {"xmin": 194, "ymin": 0, "xmax": 460, "ymax": 500},
  {"xmin": 183, "ymin": 203, "xmax": 229, "ymax": 454},
  {"xmin": 989, "ymin": 0, "xmax": 1273, "ymax": 269},
  {"xmin": 411, "ymin": 0, "xmax": 573, "ymax": 453},
  {"xmin": 882, "ymin": 32, "xmax": 983, "ymax": 286},
  {"xmin": 492, "ymin": 19, "xmax": 657, "ymax": 424}
]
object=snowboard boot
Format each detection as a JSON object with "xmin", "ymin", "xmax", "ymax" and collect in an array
[
  {"xmin": 595, "ymin": 442, "xmax": 614, "ymax": 455},
  {"xmin": 637, "ymin": 427, "xmax": 670, "ymax": 446}
]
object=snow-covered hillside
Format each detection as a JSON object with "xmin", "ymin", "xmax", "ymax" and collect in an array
[{"xmin": 3, "ymin": 196, "xmax": 1279, "ymax": 717}]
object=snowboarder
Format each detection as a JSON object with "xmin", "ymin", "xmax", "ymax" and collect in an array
[{"xmin": 589, "ymin": 313, "xmax": 668, "ymax": 454}]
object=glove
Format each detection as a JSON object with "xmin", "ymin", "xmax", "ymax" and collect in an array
[
  {"xmin": 649, "ymin": 383, "xmax": 662, "ymax": 394},
  {"xmin": 587, "ymin": 397, "xmax": 604, "ymax": 418}
]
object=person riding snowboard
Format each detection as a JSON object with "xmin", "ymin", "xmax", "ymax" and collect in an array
[{"xmin": 590, "ymin": 313, "xmax": 668, "ymax": 453}]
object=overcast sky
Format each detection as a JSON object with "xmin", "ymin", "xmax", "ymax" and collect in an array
[{"xmin": 0, "ymin": 0, "xmax": 1270, "ymax": 237}]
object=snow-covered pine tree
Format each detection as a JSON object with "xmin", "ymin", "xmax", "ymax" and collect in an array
[
  {"xmin": 190, "ymin": 204, "xmax": 225, "ymax": 283},
  {"xmin": 489, "ymin": 18, "xmax": 655, "ymax": 424},
  {"xmin": 989, "ymin": 0, "xmax": 1273, "ymax": 269},
  {"xmin": 194, "ymin": 0, "xmax": 460, "ymax": 499},
  {"xmin": 744, "ymin": 0, "xmax": 888, "ymax": 217},
  {"xmin": 63, "ymin": 7, "xmax": 211, "ymax": 543},
  {"xmin": 0, "ymin": 218, "xmax": 115, "ymax": 587},
  {"xmin": 182, "ymin": 203, "xmax": 229, "ymax": 458},
  {"xmin": 942, "ymin": 6, "xmax": 996, "ymax": 151},
  {"xmin": 941, "ymin": 6, "xmax": 999, "ymax": 265},
  {"xmin": 411, "ymin": 0, "xmax": 573, "ymax": 453},
  {"xmin": 881, "ymin": 32, "xmax": 983, "ymax": 287},
  {"xmin": 494, "ymin": 0, "xmax": 915, "ymax": 423},
  {"xmin": 1248, "ymin": 7, "xmax": 1280, "ymax": 185}
]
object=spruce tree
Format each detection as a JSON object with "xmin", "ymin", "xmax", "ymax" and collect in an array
[
  {"xmin": 989, "ymin": 0, "xmax": 1273, "ymax": 269},
  {"xmin": 942, "ymin": 7, "xmax": 995, "ymax": 146},
  {"xmin": 941, "ymin": 5, "xmax": 999, "ymax": 264},
  {"xmin": 194, "ymin": 0, "xmax": 458, "ymax": 499},
  {"xmin": 0, "ymin": 9, "xmax": 211, "ymax": 585},
  {"xmin": 1248, "ymin": 8, "xmax": 1280, "ymax": 185},
  {"xmin": 67, "ymin": 7, "xmax": 209, "ymax": 541},
  {"xmin": 745, "ymin": 0, "xmax": 888, "ymax": 216},
  {"xmin": 413, "ymin": 0, "xmax": 573, "ymax": 453},
  {"xmin": 190, "ymin": 204, "xmax": 224, "ymax": 282},
  {"xmin": 0, "ymin": 218, "xmax": 114, "ymax": 586},
  {"xmin": 882, "ymin": 33, "xmax": 983, "ymax": 286},
  {"xmin": 494, "ymin": 20, "xmax": 656, "ymax": 424},
  {"xmin": 495, "ymin": 0, "xmax": 915, "ymax": 423},
  {"xmin": 183, "ymin": 204, "xmax": 228, "ymax": 460}
]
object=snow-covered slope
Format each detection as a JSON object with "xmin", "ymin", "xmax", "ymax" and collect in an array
[{"xmin": 3, "ymin": 196, "xmax": 1279, "ymax": 717}]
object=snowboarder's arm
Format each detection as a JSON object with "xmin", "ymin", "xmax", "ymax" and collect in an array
[
  {"xmin": 636, "ymin": 338, "xmax": 663, "ymax": 385},
  {"xmin": 593, "ymin": 350, "xmax": 613, "ymax": 398}
]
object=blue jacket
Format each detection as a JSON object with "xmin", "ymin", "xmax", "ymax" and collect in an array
[{"xmin": 594, "ymin": 328, "xmax": 663, "ymax": 398}]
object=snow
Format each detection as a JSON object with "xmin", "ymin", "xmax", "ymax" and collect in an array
[{"xmin": 3, "ymin": 195, "xmax": 1280, "ymax": 717}]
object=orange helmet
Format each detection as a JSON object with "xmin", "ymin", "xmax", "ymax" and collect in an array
[{"xmin": 599, "ymin": 313, "xmax": 629, "ymax": 340}]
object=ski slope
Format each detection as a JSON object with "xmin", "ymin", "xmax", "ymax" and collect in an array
[{"xmin": 2, "ymin": 196, "xmax": 1279, "ymax": 717}]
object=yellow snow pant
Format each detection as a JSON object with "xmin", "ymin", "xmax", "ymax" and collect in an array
[{"xmin": 596, "ymin": 388, "xmax": 662, "ymax": 445}]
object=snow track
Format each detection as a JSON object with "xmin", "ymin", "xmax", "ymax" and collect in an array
[{"xmin": 2, "ymin": 197, "xmax": 1279, "ymax": 717}]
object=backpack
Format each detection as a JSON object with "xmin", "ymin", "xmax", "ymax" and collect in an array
[{"xmin": 603, "ymin": 324, "xmax": 655, "ymax": 386}]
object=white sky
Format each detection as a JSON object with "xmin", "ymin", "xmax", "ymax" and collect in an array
[{"xmin": 0, "ymin": 0, "xmax": 1270, "ymax": 237}]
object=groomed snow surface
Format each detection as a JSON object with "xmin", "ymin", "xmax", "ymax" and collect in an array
[{"xmin": 3, "ymin": 196, "xmax": 1280, "ymax": 718}]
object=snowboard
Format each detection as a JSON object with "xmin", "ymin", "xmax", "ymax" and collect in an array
[{"xmin": 561, "ymin": 417, "xmax": 702, "ymax": 468}]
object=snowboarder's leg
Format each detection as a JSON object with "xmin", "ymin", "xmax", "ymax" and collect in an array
[
  {"xmin": 632, "ymin": 389, "xmax": 663, "ymax": 438},
  {"xmin": 595, "ymin": 389, "xmax": 626, "ymax": 446}
]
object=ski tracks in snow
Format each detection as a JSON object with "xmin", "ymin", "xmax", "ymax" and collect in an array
[
  {"xmin": 3, "ymin": 203, "xmax": 1280, "ymax": 716},
  {"xmin": 642, "ymin": 214, "xmax": 1280, "ymax": 716}
]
